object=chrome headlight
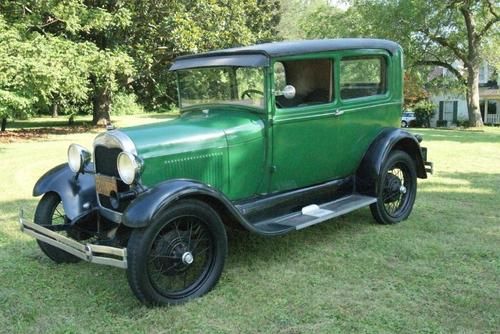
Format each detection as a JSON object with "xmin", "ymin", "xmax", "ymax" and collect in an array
[
  {"xmin": 67, "ymin": 144, "xmax": 91, "ymax": 173},
  {"xmin": 117, "ymin": 152, "xmax": 142, "ymax": 185}
]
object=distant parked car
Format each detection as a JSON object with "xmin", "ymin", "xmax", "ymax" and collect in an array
[{"xmin": 401, "ymin": 111, "xmax": 416, "ymax": 127}]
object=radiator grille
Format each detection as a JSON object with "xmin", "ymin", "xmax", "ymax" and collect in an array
[
  {"xmin": 94, "ymin": 145, "xmax": 130, "ymax": 212},
  {"xmin": 94, "ymin": 145, "xmax": 122, "ymax": 177}
]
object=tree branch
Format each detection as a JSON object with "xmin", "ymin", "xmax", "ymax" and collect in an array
[
  {"xmin": 478, "ymin": 0, "xmax": 499, "ymax": 38},
  {"xmin": 414, "ymin": 59, "xmax": 466, "ymax": 84},
  {"xmin": 419, "ymin": 28, "xmax": 467, "ymax": 63},
  {"xmin": 485, "ymin": 0, "xmax": 498, "ymax": 18}
]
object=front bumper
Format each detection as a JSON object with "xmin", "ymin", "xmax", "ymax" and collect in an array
[
  {"xmin": 420, "ymin": 146, "xmax": 433, "ymax": 175},
  {"xmin": 19, "ymin": 210, "xmax": 127, "ymax": 269}
]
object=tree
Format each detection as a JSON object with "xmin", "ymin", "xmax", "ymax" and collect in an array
[
  {"xmin": 124, "ymin": 0, "xmax": 281, "ymax": 111},
  {"xmin": 301, "ymin": 0, "xmax": 499, "ymax": 127},
  {"xmin": 1, "ymin": 1, "xmax": 282, "ymax": 127},
  {"xmin": 1, "ymin": 0, "xmax": 134, "ymax": 125}
]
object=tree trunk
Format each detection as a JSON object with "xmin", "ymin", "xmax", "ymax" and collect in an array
[
  {"xmin": 466, "ymin": 63, "xmax": 483, "ymax": 127},
  {"xmin": 51, "ymin": 102, "xmax": 58, "ymax": 118},
  {"xmin": 1, "ymin": 117, "xmax": 6, "ymax": 132},
  {"xmin": 92, "ymin": 87, "xmax": 111, "ymax": 126}
]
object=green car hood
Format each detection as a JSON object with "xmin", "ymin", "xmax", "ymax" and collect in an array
[
  {"xmin": 119, "ymin": 109, "xmax": 266, "ymax": 191},
  {"xmin": 121, "ymin": 109, "xmax": 264, "ymax": 158}
]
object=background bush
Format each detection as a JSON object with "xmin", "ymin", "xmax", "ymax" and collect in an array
[
  {"xmin": 413, "ymin": 100, "xmax": 435, "ymax": 127},
  {"xmin": 111, "ymin": 93, "xmax": 144, "ymax": 115}
]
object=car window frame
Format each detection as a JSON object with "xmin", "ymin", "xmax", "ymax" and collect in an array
[
  {"xmin": 337, "ymin": 50, "xmax": 392, "ymax": 105},
  {"xmin": 271, "ymin": 52, "xmax": 338, "ymax": 115}
]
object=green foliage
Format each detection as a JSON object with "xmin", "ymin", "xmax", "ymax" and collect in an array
[
  {"xmin": 125, "ymin": 0, "xmax": 280, "ymax": 110},
  {"xmin": 413, "ymin": 100, "xmax": 436, "ymax": 128},
  {"xmin": 0, "ymin": 0, "xmax": 281, "ymax": 123},
  {"xmin": 111, "ymin": 92, "xmax": 144, "ymax": 115},
  {"xmin": 454, "ymin": 119, "xmax": 470, "ymax": 127}
]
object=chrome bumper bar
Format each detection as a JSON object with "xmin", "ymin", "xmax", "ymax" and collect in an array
[
  {"xmin": 19, "ymin": 210, "xmax": 127, "ymax": 269},
  {"xmin": 425, "ymin": 161, "xmax": 433, "ymax": 174}
]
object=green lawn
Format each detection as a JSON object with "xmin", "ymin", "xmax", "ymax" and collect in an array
[{"xmin": 1, "ymin": 119, "xmax": 499, "ymax": 333}]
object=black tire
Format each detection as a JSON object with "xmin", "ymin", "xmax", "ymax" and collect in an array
[
  {"xmin": 126, "ymin": 199, "xmax": 227, "ymax": 306},
  {"xmin": 401, "ymin": 120, "xmax": 408, "ymax": 128},
  {"xmin": 370, "ymin": 150, "xmax": 417, "ymax": 224},
  {"xmin": 34, "ymin": 192, "xmax": 81, "ymax": 263}
]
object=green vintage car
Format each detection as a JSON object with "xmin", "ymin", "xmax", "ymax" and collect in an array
[{"xmin": 20, "ymin": 39, "xmax": 433, "ymax": 306}]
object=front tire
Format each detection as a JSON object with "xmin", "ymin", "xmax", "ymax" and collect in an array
[
  {"xmin": 34, "ymin": 192, "xmax": 81, "ymax": 263},
  {"xmin": 370, "ymin": 150, "xmax": 417, "ymax": 224},
  {"xmin": 126, "ymin": 199, "xmax": 227, "ymax": 306}
]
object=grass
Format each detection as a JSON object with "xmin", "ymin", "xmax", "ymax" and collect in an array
[{"xmin": 0, "ymin": 118, "xmax": 499, "ymax": 333}]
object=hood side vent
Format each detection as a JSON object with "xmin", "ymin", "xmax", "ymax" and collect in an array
[{"xmin": 164, "ymin": 152, "xmax": 225, "ymax": 190}]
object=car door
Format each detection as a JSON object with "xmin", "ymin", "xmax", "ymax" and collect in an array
[
  {"xmin": 332, "ymin": 51, "xmax": 398, "ymax": 175},
  {"xmin": 270, "ymin": 56, "xmax": 345, "ymax": 193}
]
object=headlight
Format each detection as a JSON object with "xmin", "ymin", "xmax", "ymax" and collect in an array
[
  {"xmin": 67, "ymin": 144, "xmax": 91, "ymax": 173},
  {"xmin": 117, "ymin": 152, "xmax": 142, "ymax": 185}
]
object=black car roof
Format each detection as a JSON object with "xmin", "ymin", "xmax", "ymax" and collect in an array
[{"xmin": 170, "ymin": 39, "xmax": 401, "ymax": 71}]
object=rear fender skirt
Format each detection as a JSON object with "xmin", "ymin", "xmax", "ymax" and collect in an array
[
  {"xmin": 356, "ymin": 128, "xmax": 427, "ymax": 196},
  {"xmin": 122, "ymin": 179, "xmax": 273, "ymax": 234},
  {"xmin": 33, "ymin": 163, "xmax": 97, "ymax": 220}
]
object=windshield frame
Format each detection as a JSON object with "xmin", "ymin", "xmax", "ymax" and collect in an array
[{"xmin": 175, "ymin": 66, "xmax": 268, "ymax": 113}]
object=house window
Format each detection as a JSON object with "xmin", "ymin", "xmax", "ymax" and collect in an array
[
  {"xmin": 479, "ymin": 64, "xmax": 488, "ymax": 84},
  {"xmin": 487, "ymin": 100, "xmax": 497, "ymax": 114},
  {"xmin": 442, "ymin": 101, "xmax": 455, "ymax": 121},
  {"xmin": 439, "ymin": 100, "xmax": 458, "ymax": 123}
]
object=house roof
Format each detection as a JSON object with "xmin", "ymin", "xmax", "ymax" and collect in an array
[{"xmin": 170, "ymin": 38, "xmax": 401, "ymax": 71}]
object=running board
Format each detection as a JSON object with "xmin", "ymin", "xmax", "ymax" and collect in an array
[{"xmin": 253, "ymin": 194, "xmax": 377, "ymax": 232}]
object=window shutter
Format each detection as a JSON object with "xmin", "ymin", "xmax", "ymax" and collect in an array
[
  {"xmin": 439, "ymin": 101, "xmax": 444, "ymax": 120},
  {"xmin": 453, "ymin": 101, "xmax": 458, "ymax": 122}
]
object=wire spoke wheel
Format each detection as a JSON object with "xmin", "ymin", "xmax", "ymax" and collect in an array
[
  {"xmin": 147, "ymin": 216, "xmax": 214, "ymax": 297},
  {"xmin": 370, "ymin": 150, "xmax": 417, "ymax": 224},
  {"xmin": 382, "ymin": 164, "xmax": 410, "ymax": 217},
  {"xmin": 127, "ymin": 199, "xmax": 227, "ymax": 306},
  {"xmin": 34, "ymin": 192, "xmax": 80, "ymax": 263}
]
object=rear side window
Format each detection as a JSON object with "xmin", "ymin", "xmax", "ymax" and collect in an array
[{"xmin": 340, "ymin": 56, "xmax": 387, "ymax": 100}]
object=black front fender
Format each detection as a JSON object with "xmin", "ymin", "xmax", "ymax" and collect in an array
[
  {"xmin": 33, "ymin": 163, "xmax": 97, "ymax": 220},
  {"xmin": 123, "ymin": 179, "xmax": 264, "ymax": 233},
  {"xmin": 356, "ymin": 128, "xmax": 427, "ymax": 196}
]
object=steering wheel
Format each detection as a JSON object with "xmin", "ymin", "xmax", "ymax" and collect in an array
[{"xmin": 241, "ymin": 89, "xmax": 264, "ymax": 100}]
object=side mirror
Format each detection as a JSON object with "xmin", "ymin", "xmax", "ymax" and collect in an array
[{"xmin": 283, "ymin": 85, "xmax": 296, "ymax": 99}]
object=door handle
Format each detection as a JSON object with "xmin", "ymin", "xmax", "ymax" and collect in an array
[{"xmin": 333, "ymin": 109, "xmax": 344, "ymax": 117}]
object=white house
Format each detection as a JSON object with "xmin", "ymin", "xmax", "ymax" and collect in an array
[{"xmin": 428, "ymin": 61, "xmax": 499, "ymax": 126}]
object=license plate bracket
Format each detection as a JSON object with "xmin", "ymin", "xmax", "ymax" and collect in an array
[{"xmin": 95, "ymin": 174, "xmax": 118, "ymax": 196}]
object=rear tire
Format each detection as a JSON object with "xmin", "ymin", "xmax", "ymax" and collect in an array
[
  {"xmin": 370, "ymin": 150, "xmax": 417, "ymax": 224},
  {"xmin": 34, "ymin": 192, "xmax": 81, "ymax": 263},
  {"xmin": 126, "ymin": 199, "xmax": 227, "ymax": 306}
]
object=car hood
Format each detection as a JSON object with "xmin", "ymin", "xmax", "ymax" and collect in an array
[{"xmin": 120, "ymin": 109, "xmax": 265, "ymax": 159}]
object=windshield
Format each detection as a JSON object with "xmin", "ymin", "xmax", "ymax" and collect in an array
[{"xmin": 177, "ymin": 67, "xmax": 265, "ymax": 109}]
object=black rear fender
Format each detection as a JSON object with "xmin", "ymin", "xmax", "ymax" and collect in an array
[{"xmin": 356, "ymin": 128, "xmax": 427, "ymax": 196}]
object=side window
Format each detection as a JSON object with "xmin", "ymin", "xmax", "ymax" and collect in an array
[
  {"xmin": 340, "ymin": 56, "xmax": 387, "ymax": 100},
  {"xmin": 274, "ymin": 59, "xmax": 333, "ymax": 108}
]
